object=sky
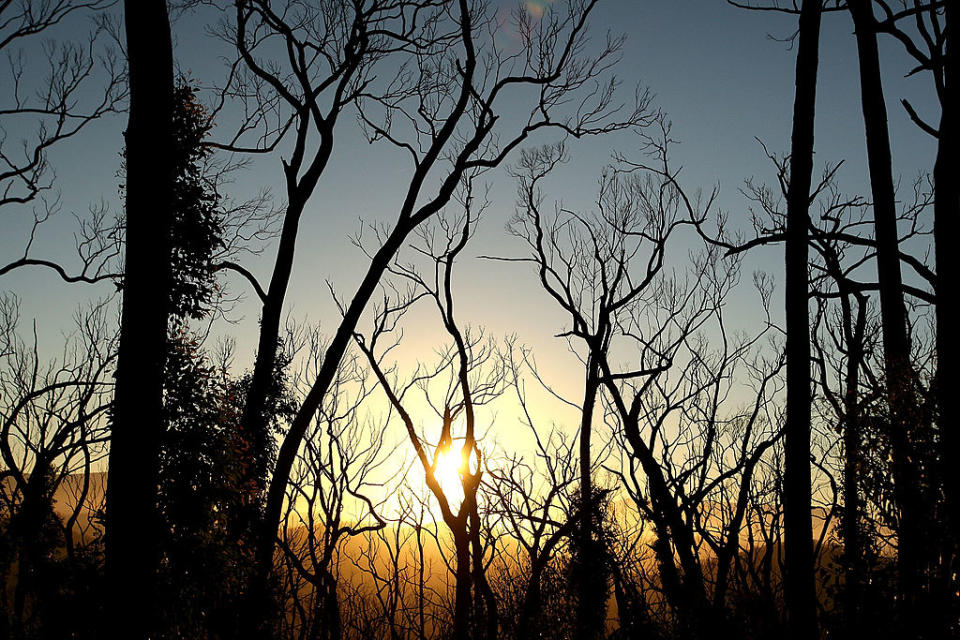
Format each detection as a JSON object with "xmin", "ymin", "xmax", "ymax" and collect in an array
[{"xmin": 0, "ymin": 0, "xmax": 942, "ymax": 483}]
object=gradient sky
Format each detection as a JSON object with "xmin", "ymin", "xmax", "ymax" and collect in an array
[{"xmin": 1, "ymin": 0, "xmax": 941, "ymax": 476}]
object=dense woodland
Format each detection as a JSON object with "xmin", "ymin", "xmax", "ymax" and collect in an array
[{"xmin": 0, "ymin": 0, "xmax": 957, "ymax": 638}]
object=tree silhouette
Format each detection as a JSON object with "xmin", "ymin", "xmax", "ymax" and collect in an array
[
  {"xmin": 874, "ymin": 2, "xmax": 959, "ymax": 620},
  {"xmin": 217, "ymin": 2, "xmax": 649, "ymax": 631},
  {"xmin": 104, "ymin": 2, "xmax": 175, "ymax": 637},
  {"xmin": 782, "ymin": 3, "xmax": 821, "ymax": 638},
  {"xmin": 2, "ymin": 1, "xmax": 959, "ymax": 638},
  {"xmin": 0, "ymin": 296, "xmax": 114, "ymax": 639},
  {"xmin": 356, "ymin": 187, "xmax": 505, "ymax": 640}
]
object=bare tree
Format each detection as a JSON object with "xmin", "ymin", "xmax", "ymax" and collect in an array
[
  {"xmin": 227, "ymin": 1, "xmax": 648, "ymax": 627},
  {"xmin": 810, "ymin": 258, "xmax": 873, "ymax": 634},
  {"xmin": 277, "ymin": 328, "xmax": 391, "ymax": 640},
  {"xmin": 504, "ymin": 138, "xmax": 686, "ymax": 630},
  {"xmin": 848, "ymin": 1, "xmax": 929, "ymax": 625},
  {"xmin": 341, "ymin": 483, "xmax": 450, "ymax": 640},
  {"xmin": 0, "ymin": 0, "xmax": 125, "ymax": 214},
  {"xmin": 739, "ymin": 162, "xmax": 880, "ymax": 633},
  {"xmin": 722, "ymin": 134, "xmax": 941, "ymax": 635},
  {"xmin": 355, "ymin": 194, "xmax": 505, "ymax": 640},
  {"xmin": 486, "ymin": 345, "xmax": 580, "ymax": 640},
  {"xmin": 0, "ymin": 294, "xmax": 114, "ymax": 638},
  {"xmin": 872, "ymin": 1, "xmax": 959, "ymax": 616},
  {"xmin": 210, "ymin": 0, "xmax": 442, "ymax": 517},
  {"xmin": 499, "ymin": 126, "xmax": 697, "ymax": 638},
  {"xmin": 0, "ymin": 1, "xmax": 127, "ymax": 290},
  {"xmin": 728, "ymin": 3, "xmax": 940, "ymax": 628},
  {"xmin": 598, "ymin": 258, "xmax": 784, "ymax": 638},
  {"xmin": 504, "ymin": 133, "xmax": 789, "ymax": 638}
]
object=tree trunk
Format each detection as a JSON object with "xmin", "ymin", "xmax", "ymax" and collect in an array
[
  {"xmin": 517, "ymin": 556, "xmax": 545, "ymax": 640},
  {"xmin": 104, "ymin": 1, "xmax": 174, "ymax": 637},
  {"xmin": 934, "ymin": 0, "xmax": 959, "ymax": 610},
  {"xmin": 575, "ymin": 357, "xmax": 601, "ymax": 640},
  {"xmin": 841, "ymin": 290, "xmax": 867, "ymax": 636},
  {"xmin": 783, "ymin": 2, "xmax": 820, "ymax": 639},
  {"xmin": 12, "ymin": 459, "xmax": 50, "ymax": 637},
  {"xmin": 453, "ymin": 529, "xmax": 472, "ymax": 640},
  {"xmin": 418, "ymin": 526, "xmax": 427, "ymax": 640},
  {"xmin": 240, "ymin": 190, "xmax": 309, "ymax": 485},
  {"xmin": 847, "ymin": 1, "xmax": 926, "ymax": 627},
  {"xmin": 240, "ymin": 136, "xmax": 330, "ymax": 489},
  {"xmin": 235, "ymin": 190, "xmax": 314, "ymax": 633},
  {"xmin": 322, "ymin": 571, "xmax": 343, "ymax": 640},
  {"xmin": 622, "ymin": 411, "xmax": 710, "ymax": 635},
  {"xmin": 248, "ymin": 224, "xmax": 411, "ymax": 623},
  {"xmin": 470, "ymin": 506, "xmax": 498, "ymax": 640}
]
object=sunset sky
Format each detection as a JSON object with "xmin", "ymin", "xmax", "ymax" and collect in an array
[{"xmin": 1, "ymin": 0, "xmax": 941, "ymax": 484}]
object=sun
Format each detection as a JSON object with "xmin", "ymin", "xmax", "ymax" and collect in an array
[{"xmin": 434, "ymin": 446, "xmax": 465, "ymax": 505}]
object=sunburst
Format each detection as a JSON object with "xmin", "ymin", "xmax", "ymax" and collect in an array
[{"xmin": 433, "ymin": 446, "xmax": 465, "ymax": 506}]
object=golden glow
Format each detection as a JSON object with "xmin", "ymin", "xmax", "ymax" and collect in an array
[{"xmin": 433, "ymin": 446, "xmax": 465, "ymax": 506}]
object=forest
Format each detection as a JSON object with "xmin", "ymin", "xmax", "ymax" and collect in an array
[{"xmin": 0, "ymin": 0, "xmax": 956, "ymax": 638}]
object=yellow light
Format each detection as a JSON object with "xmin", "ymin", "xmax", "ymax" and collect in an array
[{"xmin": 434, "ymin": 447, "xmax": 464, "ymax": 505}]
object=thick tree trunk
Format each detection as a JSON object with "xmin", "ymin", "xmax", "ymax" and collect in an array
[
  {"xmin": 783, "ymin": 2, "xmax": 820, "ymax": 638},
  {"xmin": 516, "ymin": 557, "xmax": 545, "ymax": 640},
  {"xmin": 321, "ymin": 572, "xmax": 343, "ymax": 640},
  {"xmin": 453, "ymin": 529, "xmax": 472, "ymax": 640},
  {"xmin": 935, "ymin": 0, "xmax": 959, "ymax": 606},
  {"xmin": 418, "ymin": 528, "xmax": 427, "ymax": 640},
  {"xmin": 104, "ymin": 1, "xmax": 174, "ymax": 637},
  {"xmin": 847, "ymin": 1, "xmax": 926, "ymax": 627},
  {"xmin": 12, "ymin": 460, "xmax": 50, "ymax": 637}
]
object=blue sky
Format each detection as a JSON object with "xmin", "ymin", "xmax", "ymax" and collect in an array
[{"xmin": 1, "ymin": 0, "xmax": 941, "ymax": 441}]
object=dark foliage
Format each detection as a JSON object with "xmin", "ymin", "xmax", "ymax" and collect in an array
[
  {"xmin": 118, "ymin": 80, "xmax": 224, "ymax": 322},
  {"xmin": 167, "ymin": 83, "xmax": 225, "ymax": 322},
  {"xmin": 567, "ymin": 489, "xmax": 612, "ymax": 640},
  {"xmin": 157, "ymin": 333, "xmax": 248, "ymax": 638},
  {"xmin": 156, "ymin": 333, "xmax": 295, "ymax": 639}
]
